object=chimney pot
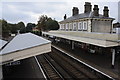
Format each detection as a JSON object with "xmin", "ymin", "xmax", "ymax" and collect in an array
[
  {"xmin": 103, "ymin": 6, "xmax": 109, "ymax": 17},
  {"xmin": 84, "ymin": 2, "xmax": 92, "ymax": 13},
  {"xmin": 93, "ymin": 5, "xmax": 99, "ymax": 16},
  {"xmin": 72, "ymin": 7, "xmax": 79, "ymax": 16},
  {"xmin": 64, "ymin": 14, "xmax": 67, "ymax": 20}
]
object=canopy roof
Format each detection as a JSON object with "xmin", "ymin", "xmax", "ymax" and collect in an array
[
  {"xmin": 60, "ymin": 12, "xmax": 114, "ymax": 23},
  {"xmin": 1, "ymin": 33, "xmax": 51, "ymax": 55},
  {"xmin": 0, "ymin": 39, "xmax": 7, "ymax": 49}
]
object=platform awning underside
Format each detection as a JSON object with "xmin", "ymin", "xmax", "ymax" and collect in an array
[{"xmin": 43, "ymin": 31, "xmax": 120, "ymax": 47}]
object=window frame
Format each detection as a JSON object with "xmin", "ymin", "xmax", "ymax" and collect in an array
[
  {"xmin": 83, "ymin": 22, "xmax": 87, "ymax": 31},
  {"xmin": 78, "ymin": 22, "xmax": 82, "ymax": 30},
  {"xmin": 73, "ymin": 22, "xmax": 76, "ymax": 31}
]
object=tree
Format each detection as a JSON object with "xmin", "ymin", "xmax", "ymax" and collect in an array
[
  {"xmin": 7, "ymin": 21, "xmax": 25, "ymax": 34},
  {"xmin": 0, "ymin": 19, "xmax": 26, "ymax": 37},
  {"xmin": 17, "ymin": 22, "xmax": 25, "ymax": 30},
  {"xmin": 37, "ymin": 15, "xmax": 49, "ymax": 31},
  {"xmin": 37, "ymin": 15, "xmax": 59, "ymax": 31},
  {"xmin": 8, "ymin": 23, "xmax": 17, "ymax": 33},
  {"xmin": 1, "ymin": 19, "xmax": 10, "ymax": 37},
  {"xmin": 46, "ymin": 19, "xmax": 59, "ymax": 30},
  {"xmin": 26, "ymin": 23, "xmax": 36, "ymax": 32}
]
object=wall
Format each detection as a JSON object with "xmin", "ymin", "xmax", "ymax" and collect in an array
[
  {"xmin": 1, "ymin": 43, "xmax": 51, "ymax": 63},
  {"xmin": 59, "ymin": 20, "xmax": 89, "ymax": 32},
  {"xmin": 118, "ymin": 1, "xmax": 120, "ymax": 22},
  {"xmin": 92, "ymin": 20, "xmax": 112, "ymax": 33}
]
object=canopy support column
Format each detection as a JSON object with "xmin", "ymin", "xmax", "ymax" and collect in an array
[
  {"xmin": 72, "ymin": 41, "xmax": 74, "ymax": 50},
  {"xmin": 111, "ymin": 49, "xmax": 116, "ymax": 69},
  {"xmin": 0, "ymin": 65, "xmax": 3, "ymax": 80}
]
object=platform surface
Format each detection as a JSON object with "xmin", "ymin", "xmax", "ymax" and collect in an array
[
  {"xmin": 2, "ymin": 56, "xmax": 45, "ymax": 79},
  {"xmin": 43, "ymin": 31, "xmax": 120, "ymax": 47}
]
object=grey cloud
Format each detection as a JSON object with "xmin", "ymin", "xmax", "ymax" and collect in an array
[
  {"xmin": 1, "ymin": 2, "xmax": 68, "ymax": 24},
  {"xmin": 2, "ymin": 4, "xmax": 30, "ymax": 22},
  {"xmin": 1, "ymin": 1, "xmax": 118, "ymax": 24}
]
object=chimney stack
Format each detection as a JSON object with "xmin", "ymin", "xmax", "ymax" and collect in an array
[
  {"xmin": 84, "ymin": 2, "xmax": 92, "ymax": 13},
  {"xmin": 17, "ymin": 30, "xmax": 20, "ymax": 35},
  {"xmin": 103, "ymin": 6, "xmax": 109, "ymax": 17},
  {"xmin": 72, "ymin": 7, "xmax": 79, "ymax": 16},
  {"xmin": 64, "ymin": 14, "xmax": 67, "ymax": 20},
  {"xmin": 93, "ymin": 5, "xmax": 99, "ymax": 16}
]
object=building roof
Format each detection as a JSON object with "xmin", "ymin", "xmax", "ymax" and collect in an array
[
  {"xmin": 0, "ymin": 39, "xmax": 7, "ymax": 49},
  {"xmin": 60, "ymin": 12, "xmax": 114, "ymax": 23},
  {"xmin": 0, "ymin": 33, "xmax": 51, "ymax": 55}
]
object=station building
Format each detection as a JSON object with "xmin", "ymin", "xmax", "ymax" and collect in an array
[
  {"xmin": 59, "ymin": 2, "xmax": 114, "ymax": 33},
  {"xmin": 113, "ymin": 22, "xmax": 120, "ymax": 33},
  {"xmin": 43, "ymin": 2, "xmax": 120, "ymax": 68}
]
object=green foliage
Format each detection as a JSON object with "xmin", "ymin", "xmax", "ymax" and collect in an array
[
  {"xmin": 1, "ymin": 19, "xmax": 10, "ymax": 37},
  {"xmin": 0, "ymin": 19, "xmax": 25, "ymax": 37},
  {"xmin": 17, "ymin": 22, "xmax": 25, "ymax": 30},
  {"xmin": 31, "ymin": 31, "xmax": 42, "ymax": 36},
  {"xmin": 46, "ymin": 19, "xmax": 59, "ymax": 30},
  {"xmin": 37, "ymin": 15, "xmax": 48, "ymax": 31},
  {"xmin": 26, "ymin": 23, "xmax": 36, "ymax": 32},
  {"xmin": 37, "ymin": 15, "xmax": 59, "ymax": 31}
]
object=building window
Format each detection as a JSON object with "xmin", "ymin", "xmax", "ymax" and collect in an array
[
  {"xmin": 61, "ymin": 24, "xmax": 62, "ymax": 30},
  {"xmin": 60, "ymin": 24, "xmax": 62, "ymax": 30},
  {"xmin": 61, "ymin": 24, "xmax": 63, "ymax": 30},
  {"xmin": 73, "ymin": 23, "xmax": 76, "ymax": 31},
  {"xmin": 83, "ymin": 22, "xmax": 87, "ymax": 30},
  {"xmin": 62, "ymin": 24, "xmax": 64, "ymax": 30},
  {"xmin": 66, "ymin": 23, "xmax": 69, "ymax": 31},
  {"xmin": 78, "ymin": 22, "xmax": 82, "ymax": 30},
  {"xmin": 69, "ymin": 23, "xmax": 72, "ymax": 31}
]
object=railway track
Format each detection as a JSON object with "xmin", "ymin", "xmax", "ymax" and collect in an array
[
  {"xmin": 36, "ymin": 51, "xmax": 101, "ymax": 79},
  {"xmin": 51, "ymin": 45, "xmax": 115, "ymax": 80},
  {"xmin": 36, "ymin": 55, "xmax": 64, "ymax": 80},
  {"xmin": 35, "ymin": 44, "xmax": 115, "ymax": 80},
  {"xmin": 49, "ymin": 49, "xmax": 98, "ymax": 79}
]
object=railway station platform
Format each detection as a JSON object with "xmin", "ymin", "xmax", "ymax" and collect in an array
[
  {"xmin": 2, "ymin": 56, "xmax": 45, "ymax": 79},
  {"xmin": 43, "ymin": 31, "xmax": 120, "ymax": 70},
  {"xmin": 43, "ymin": 31, "xmax": 120, "ymax": 47},
  {"xmin": 52, "ymin": 42, "xmax": 120, "ymax": 79}
]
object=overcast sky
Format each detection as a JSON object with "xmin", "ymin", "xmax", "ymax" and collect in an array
[{"xmin": 0, "ymin": 0, "xmax": 119, "ymax": 25}]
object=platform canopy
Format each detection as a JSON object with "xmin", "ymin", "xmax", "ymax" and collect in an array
[
  {"xmin": 43, "ymin": 31, "xmax": 120, "ymax": 47},
  {"xmin": 0, "ymin": 39, "xmax": 7, "ymax": 49},
  {"xmin": 0, "ymin": 33, "xmax": 51, "ymax": 64}
]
